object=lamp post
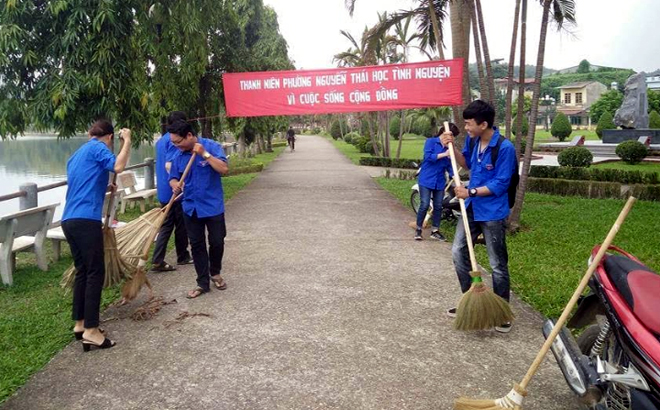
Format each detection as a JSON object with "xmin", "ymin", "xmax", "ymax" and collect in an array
[{"xmin": 540, "ymin": 95, "xmax": 555, "ymax": 131}]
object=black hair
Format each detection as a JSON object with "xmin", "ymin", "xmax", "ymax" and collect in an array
[
  {"xmin": 438, "ymin": 122, "xmax": 460, "ymax": 137},
  {"xmin": 167, "ymin": 111, "xmax": 187, "ymax": 126},
  {"xmin": 89, "ymin": 119, "xmax": 114, "ymax": 137},
  {"xmin": 463, "ymin": 100, "xmax": 495, "ymax": 129},
  {"xmin": 167, "ymin": 119, "xmax": 194, "ymax": 137}
]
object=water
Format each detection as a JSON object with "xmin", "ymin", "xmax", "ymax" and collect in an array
[{"xmin": 0, "ymin": 135, "xmax": 156, "ymax": 220}]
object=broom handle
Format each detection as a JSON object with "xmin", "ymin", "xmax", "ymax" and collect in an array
[
  {"xmin": 519, "ymin": 196, "xmax": 636, "ymax": 390},
  {"xmin": 103, "ymin": 137, "xmax": 124, "ymax": 229},
  {"xmin": 163, "ymin": 153, "xmax": 197, "ymax": 214},
  {"xmin": 444, "ymin": 121, "xmax": 479, "ymax": 271}
]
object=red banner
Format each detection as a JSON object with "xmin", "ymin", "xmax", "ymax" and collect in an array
[{"xmin": 222, "ymin": 59, "xmax": 463, "ymax": 117}]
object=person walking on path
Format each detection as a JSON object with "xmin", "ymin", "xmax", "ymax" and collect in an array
[
  {"xmin": 414, "ymin": 123, "xmax": 458, "ymax": 241},
  {"xmin": 150, "ymin": 111, "xmax": 193, "ymax": 272},
  {"xmin": 62, "ymin": 120, "xmax": 131, "ymax": 351},
  {"xmin": 168, "ymin": 120, "xmax": 229, "ymax": 299},
  {"xmin": 441, "ymin": 100, "xmax": 516, "ymax": 333},
  {"xmin": 287, "ymin": 126, "xmax": 296, "ymax": 152}
]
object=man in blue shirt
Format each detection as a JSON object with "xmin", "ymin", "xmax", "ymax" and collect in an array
[
  {"xmin": 151, "ymin": 111, "xmax": 192, "ymax": 272},
  {"xmin": 168, "ymin": 120, "xmax": 229, "ymax": 299},
  {"xmin": 441, "ymin": 100, "xmax": 516, "ymax": 333},
  {"xmin": 414, "ymin": 123, "xmax": 457, "ymax": 241}
]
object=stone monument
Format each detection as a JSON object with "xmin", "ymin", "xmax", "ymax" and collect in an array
[{"xmin": 614, "ymin": 72, "xmax": 649, "ymax": 129}]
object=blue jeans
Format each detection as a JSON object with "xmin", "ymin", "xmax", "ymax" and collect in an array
[
  {"xmin": 416, "ymin": 185, "xmax": 443, "ymax": 229},
  {"xmin": 451, "ymin": 207, "xmax": 510, "ymax": 301}
]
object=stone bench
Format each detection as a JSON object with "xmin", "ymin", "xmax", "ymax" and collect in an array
[
  {"xmin": 638, "ymin": 136, "xmax": 651, "ymax": 147},
  {"xmin": 117, "ymin": 171, "xmax": 157, "ymax": 213},
  {"xmin": 0, "ymin": 203, "xmax": 58, "ymax": 285},
  {"xmin": 569, "ymin": 135, "xmax": 585, "ymax": 147}
]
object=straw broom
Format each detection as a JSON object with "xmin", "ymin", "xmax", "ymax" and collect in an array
[
  {"xmin": 444, "ymin": 121, "xmax": 513, "ymax": 330},
  {"xmin": 120, "ymin": 153, "xmax": 196, "ymax": 301},
  {"xmin": 455, "ymin": 196, "xmax": 636, "ymax": 410}
]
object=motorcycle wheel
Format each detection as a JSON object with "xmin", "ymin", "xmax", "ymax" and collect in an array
[
  {"xmin": 410, "ymin": 191, "xmax": 420, "ymax": 214},
  {"xmin": 577, "ymin": 325, "xmax": 602, "ymax": 354}
]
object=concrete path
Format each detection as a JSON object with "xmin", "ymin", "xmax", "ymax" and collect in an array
[{"xmin": 3, "ymin": 135, "xmax": 578, "ymax": 410}]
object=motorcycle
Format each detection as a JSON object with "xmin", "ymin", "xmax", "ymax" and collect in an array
[
  {"xmin": 542, "ymin": 245, "xmax": 660, "ymax": 409},
  {"xmin": 409, "ymin": 162, "xmax": 462, "ymax": 224}
]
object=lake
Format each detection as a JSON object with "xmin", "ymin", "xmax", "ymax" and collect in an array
[{"xmin": 0, "ymin": 135, "xmax": 157, "ymax": 220}]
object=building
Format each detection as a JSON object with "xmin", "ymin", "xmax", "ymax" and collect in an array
[
  {"xmin": 493, "ymin": 77, "xmax": 535, "ymax": 102},
  {"xmin": 647, "ymin": 70, "xmax": 660, "ymax": 91},
  {"xmin": 555, "ymin": 81, "xmax": 608, "ymax": 129}
]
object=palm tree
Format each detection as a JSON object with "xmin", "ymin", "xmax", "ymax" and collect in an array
[
  {"xmin": 514, "ymin": 0, "xmax": 528, "ymax": 160},
  {"xmin": 508, "ymin": 0, "xmax": 576, "ymax": 231},
  {"xmin": 504, "ymin": 0, "xmax": 522, "ymax": 141},
  {"xmin": 474, "ymin": 0, "xmax": 495, "ymax": 102}
]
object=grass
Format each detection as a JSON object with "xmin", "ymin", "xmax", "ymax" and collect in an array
[
  {"xmin": 329, "ymin": 133, "xmax": 427, "ymax": 165},
  {"xmin": 533, "ymin": 129, "xmax": 599, "ymax": 142},
  {"xmin": 0, "ymin": 148, "xmax": 283, "ymax": 404},
  {"xmin": 376, "ymin": 177, "xmax": 660, "ymax": 319},
  {"xmin": 592, "ymin": 160, "xmax": 660, "ymax": 176}
]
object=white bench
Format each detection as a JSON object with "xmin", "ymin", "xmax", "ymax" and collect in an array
[
  {"xmin": 638, "ymin": 136, "xmax": 651, "ymax": 147},
  {"xmin": 46, "ymin": 190, "xmax": 122, "ymax": 261},
  {"xmin": 117, "ymin": 171, "xmax": 157, "ymax": 213},
  {"xmin": 569, "ymin": 135, "xmax": 585, "ymax": 147},
  {"xmin": 0, "ymin": 203, "xmax": 58, "ymax": 286}
]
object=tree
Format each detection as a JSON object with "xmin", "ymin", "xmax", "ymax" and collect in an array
[
  {"xmin": 511, "ymin": 96, "xmax": 532, "ymax": 117},
  {"xmin": 590, "ymin": 90, "xmax": 623, "ymax": 123},
  {"xmin": 551, "ymin": 112, "xmax": 572, "ymax": 141},
  {"xmin": 504, "ymin": 0, "xmax": 523, "ymax": 141},
  {"xmin": 513, "ymin": 0, "xmax": 528, "ymax": 159},
  {"xmin": 509, "ymin": 0, "xmax": 576, "ymax": 231},
  {"xmin": 511, "ymin": 115, "xmax": 529, "ymax": 137},
  {"xmin": 649, "ymin": 110, "xmax": 660, "ymax": 129},
  {"xmin": 648, "ymin": 91, "xmax": 660, "ymax": 114},
  {"xmin": 576, "ymin": 59, "xmax": 591, "ymax": 74},
  {"xmin": 595, "ymin": 111, "xmax": 616, "ymax": 138}
]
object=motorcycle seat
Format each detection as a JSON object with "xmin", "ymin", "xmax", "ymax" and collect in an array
[{"xmin": 604, "ymin": 255, "xmax": 660, "ymax": 335}]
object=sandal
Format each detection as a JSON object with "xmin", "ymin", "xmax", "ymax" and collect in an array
[
  {"xmin": 187, "ymin": 287, "xmax": 207, "ymax": 299},
  {"xmin": 177, "ymin": 258, "xmax": 194, "ymax": 265},
  {"xmin": 74, "ymin": 327, "xmax": 105, "ymax": 340},
  {"xmin": 211, "ymin": 275, "xmax": 227, "ymax": 290},
  {"xmin": 151, "ymin": 262, "xmax": 176, "ymax": 272},
  {"xmin": 82, "ymin": 337, "xmax": 116, "ymax": 352}
]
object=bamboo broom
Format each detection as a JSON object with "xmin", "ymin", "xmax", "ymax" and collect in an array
[
  {"xmin": 454, "ymin": 196, "xmax": 636, "ymax": 410},
  {"xmin": 120, "ymin": 153, "xmax": 197, "ymax": 301},
  {"xmin": 443, "ymin": 121, "xmax": 514, "ymax": 331}
]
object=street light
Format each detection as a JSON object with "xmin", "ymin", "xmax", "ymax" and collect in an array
[{"xmin": 540, "ymin": 95, "xmax": 556, "ymax": 131}]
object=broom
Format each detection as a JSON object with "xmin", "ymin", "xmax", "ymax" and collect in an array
[
  {"xmin": 61, "ymin": 143, "xmax": 136, "ymax": 289},
  {"xmin": 120, "ymin": 153, "xmax": 197, "ymax": 301},
  {"xmin": 454, "ymin": 196, "xmax": 636, "ymax": 410},
  {"xmin": 444, "ymin": 121, "xmax": 514, "ymax": 331}
]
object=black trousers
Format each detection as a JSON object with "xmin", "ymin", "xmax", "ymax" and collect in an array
[
  {"xmin": 152, "ymin": 200, "xmax": 191, "ymax": 265},
  {"xmin": 183, "ymin": 212, "xmax": 226, "ymax": 292},
  {"xmin": 62, "ymin": 219, "xmax": 104, "ymax": 328}
]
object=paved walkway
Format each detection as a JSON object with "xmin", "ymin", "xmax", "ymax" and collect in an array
[{"xmin": 3, "ymin": 135, "xmax": 578, "ymax": 410}]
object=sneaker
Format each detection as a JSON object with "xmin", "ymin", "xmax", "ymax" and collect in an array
[
  {"xmin": 446, "ymin": 307, "xmax": 457, "ymax": 318},
  {"xmin": 414, "ymin": 229, "xmax": 423, "ymax": 240},
  {"xmin": 495, "ymin": 322, "xmax": 513, "ymax": 333},
  {"xmin": 429, "ymin": 230, "xmax": 446, "ymax": 241}
]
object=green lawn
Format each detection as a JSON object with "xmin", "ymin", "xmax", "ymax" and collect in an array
[
  {"xmin": 330, "ymin": 133, "xmax": 427, "ymax": 165},
  {"xmin": 534, "ymin": 129, "xmax": 599, "ymax": 142},
  {"xmin": 376, "ymin": 177, "xmax": 660, "ymax": 319},
  {"xmin": 592, "ymin": 160, "xmax": 660, "ymax": 176},
  {"xmin": 0, "ymin": 148, "xmax": 283, "ymax": 404}
]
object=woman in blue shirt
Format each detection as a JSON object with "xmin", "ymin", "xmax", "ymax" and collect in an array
[
  {"xmin": 414, "ymin": 122, "xmax": 458, "ymax": 241},
  {"xmin": 61, "ymin": 120, "xmax": 131, "ymax": 351}
]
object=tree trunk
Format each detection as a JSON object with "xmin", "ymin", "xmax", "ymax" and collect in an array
[
  {"xmin": 338, "ymin": 114, "xmax": 345, "ymax": 138},
  {"xmin": 504, "ymin": 0, "xmax": 522, "ymax": 140},
  {"xmin": 198, "ymin": 74, "xmax": 213, "ymax": 138},
  {"xmin": 450, "ymin": 0, "xmax": 472, "ymax": 142},
  {"xmin": 266, "ymin": 133, "xmax": 273, "ymax": 152},
  {"xmin": 396, "ymin": 110, "xmax": 405, "ymax": 159},
  {"xmin": 384, "ymin": 111, "xmax": 391, "ymax": 158},
  {"xmin": 509, "ymin": 0, "xmax": 552, "ymax": 232},
  {"xmin": 238, "ymin": 133, "xmax": 246, "ymax": 155},
  {"xmin": 470, "ymin": 1, "xmax": 487, "ymax": 101},
  {"xmin": 514, "ymin": 0, "xmax": 528, "ymax": 160},
  {"xmin": 367, "ymin": 112, "xmax": 379, "ymax": 156},
  {"xmin": 475, "ymin": 0, "xmax": 495, "ymax": 103},
  {"xmin": 428, "ymin": 1, "xmax": 446, "ymax": 60},
  {"xmin": 255, "ymin": 134, "xmax": 264, "ymax": 154}
]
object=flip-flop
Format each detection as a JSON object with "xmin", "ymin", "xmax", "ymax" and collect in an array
[
  {"xmin": 211, "ymin": 275, "xmax": 227, "ymax": 290},
  {"xmin": 151, "ymin": 262, "xmax": 176, "ymax": 272},
  {"xmin": 186, "ymin": 287, "xmax": 207, "ymax": 299}
]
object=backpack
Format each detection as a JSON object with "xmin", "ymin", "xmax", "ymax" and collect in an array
[{"xmin": 467, "ymin": 135, "xmax": 519, "ymax": 208}]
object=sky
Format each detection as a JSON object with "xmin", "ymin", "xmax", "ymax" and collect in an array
[{"xmin": 264, "ymin": 0, "xmax": 660, "ymax": 73}]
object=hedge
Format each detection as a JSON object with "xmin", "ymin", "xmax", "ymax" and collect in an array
[
  {"xmin": 271, "ymin": 141, "xmax": 287, "ymax": 148},
  {"xmin": 359, "ymin": 157, "xmax": 421, "ymax": 169},
  {"xmin": 526, "ymin": 177, "xmax": 660, "ymax": 201},
  {"xmin": 227, "ymin": 163, "xmax": 264, "ymax": 176},
  {"xmin": 529, "ymin": 165, "xmax": 660, "ymax": 185}
]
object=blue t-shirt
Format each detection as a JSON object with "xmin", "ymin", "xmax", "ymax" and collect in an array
[
  {"xmin": 155, "ymin": 133, "xmax": 180, "ymax": 203},
  {"xmin": 169, "ymin": 137, "xmax": 228, "ymax": 218},
  {"xmin": 418, "ymin": 136, "xmax": 453, "ymax": 191},
  {"xmin": 462, "ymin": 127, "xmax": 516, "ymax": 222},
  {"xmin": 62, "ymin": 139, "xmax": 116, "ymax": 222}
]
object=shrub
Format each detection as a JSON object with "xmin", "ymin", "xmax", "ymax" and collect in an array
[
  {"xmin": 595, "ymin": 111, "xmax": 615, "ymax": 139},
  {"xmin": 359, "ymin": 157, "xmax": 421, "ymax": 169},
  {"xmin": 412, "ymin": 116, "xmax": 433, "ymax": 137},
  {"xmin": 361, "ymin": 119, "xmax": 371, "ymax": 138},
  {"xmin": 330, "ymin": 120, "xmax": 342, "ymax": 140},
  {"xmin": 551, "ymin": 112, "xmax": 572, "ymax": 142},
  {"xmin": 343, "ymin": 131, "xmax": 360, "ymax": 145},
  {"xmin": 557, "ymin": 146, "xmax": 593, "ymax": 167},
  {"xmin": 390, "ymin": 116, "xmax": 402, "ymax": 140},
  {"xmin": 649, "ymin": 110, "xmax": 660, "ymax": 129},
  {"xmin": 616, "ymin": 140, "xmax": 649, "ymax": 164},
  {"xmin": 529, "ymin": 165, "xmax": 660, "ymax": 185},
  {"xmin": 511, "ymin": 115, "xmax": 529, "ymax": 137},
  {"xmin": 312, "ymin": 127, "xmax": 321, "ymax": 135},
  {"xmin": 356, "ymin": 136, "xmax": 381, "ymax": 155}
]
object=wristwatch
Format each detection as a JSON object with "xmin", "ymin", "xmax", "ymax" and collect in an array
[
  {"xmin": 469, "ymin": 188, "xmax": 478, "ymax": 198},
  {"xmin": 202, "ymin": 151, "xmax": 211, "ymax": 160}
]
